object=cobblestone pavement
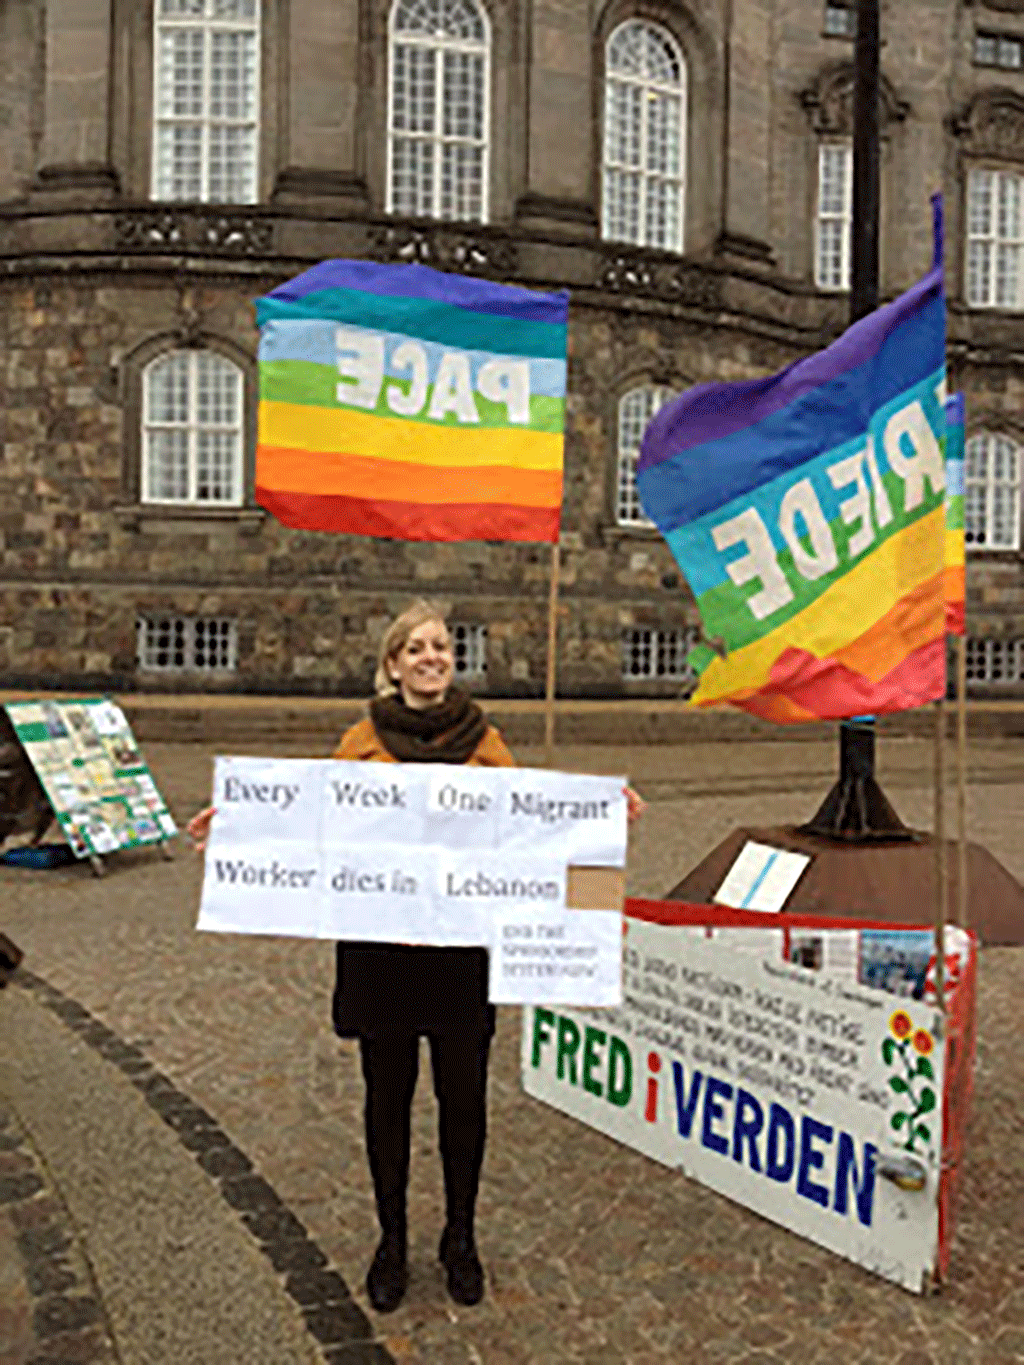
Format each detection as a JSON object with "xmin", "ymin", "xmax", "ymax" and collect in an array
[{"xmin": 2, "ymin": 735, "xmax": 1024, "ymax": 1364}]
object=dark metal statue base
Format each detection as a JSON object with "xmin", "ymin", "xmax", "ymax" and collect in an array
[{"xmin": 800, "ymin": 719, "xmax": 915, "ymax": 843}]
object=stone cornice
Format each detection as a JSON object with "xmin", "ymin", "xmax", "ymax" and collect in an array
[{"xmin": 0, "ymin": 201, "xmax": 1021, "ymax": 359}]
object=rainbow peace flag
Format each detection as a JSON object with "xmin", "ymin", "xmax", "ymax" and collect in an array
[
  {"xmin": 944, "ymin": 393, "xmax": 966, "ymax": 637},
  {"xmin": 638, "ymin": 218, "xmax": 947, "ymax": 724},
  {"xmin": 254, "ymin": 261, "xmax": 569, "ymax": 542}
]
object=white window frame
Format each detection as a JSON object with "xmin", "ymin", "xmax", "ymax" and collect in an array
[
  {"xmin": 142, "ymin": 350, "xmax": 245, "ymax": 508},
  {"xmin": 965, "ymin": 431, "xmax": 1022, "ymax": 551},
  {"xmin": 815, "ymin": 142, "xmax": 852, "ymax": 291},
  {"xmin": 974, "ymin": 32, "xmax": 1024, "ymax": 70},
  {"xmin": 621, "ymin": 627, "xmax": 700, "ymax": 682},
  {"xmin": 616, "ymin": 385, "xmax": 674, "ymax": 526},
  {"xmin": 152, "ymin": 0, "xmax": 260, "ymax": 204},
  {"xmin": 964, "ymin": 637, "xmax": 1024, "ymax": 686},
  {"xmin": 136, "ymin": 615, "xmax": 238, "ymax": 673},
  {"xmin": 602, "ymin": 19, "xmax": 687, "ymax": 253},
  {"xmin": 449, "ymin": 622, "xmax": 487, "ymax": 678},
  {"xmin": 966, "ymin": 168, "xmax": 1024, "ymax": 310},
  {"xmin": 823, "ymin": 3, "xmax": 857, "ymax": 38},
  {"xmin": 386, "ymin": 0, "xmax": 491, "ymax": 223}
]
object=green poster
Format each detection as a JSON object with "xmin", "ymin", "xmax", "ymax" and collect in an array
[{"xmin": 4, "ymin": 698, "xmax": 177, "ymax": 859}]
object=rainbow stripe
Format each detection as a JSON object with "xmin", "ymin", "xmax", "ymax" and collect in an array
[
  {"xmin": 638, "ymin": 203, "xmax": 948, "ymax": 723},
  {"xmin": 944, "ymin": 393, "xmax": 965, "ymax": 637},
  {"xmin": 254, "ymin": 261, "xmax": 569, "ymax": 542}
]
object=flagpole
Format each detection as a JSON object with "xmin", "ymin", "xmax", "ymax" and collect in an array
[
  {"xmin": 933, "ymin": 697, "xmax": 947, "ymax": 1009},
  {"xmin": 543, "ymin": 539, "xmax": 560, "ymax": 767},
  {"xmin": 956, "ymin": 635, "xmax": 968, "ymax": 929}
]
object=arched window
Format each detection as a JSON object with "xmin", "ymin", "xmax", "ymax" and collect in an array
[
  {"xmin": 616, "ymin": 385, "xmax": 674, "ymax": 525},
  {"xmin": 152, "ymin": 0, "xmax": 260, "ymax": 203},
  {"xmin": 142, "ymin": 351, "xmax": 244, "ymax": 506},
  {"xmin": 965, "ymin": 431, "xmax": 1022, "ymax": 550},
  {"xmin": 388, "ymin": 0, "xmax": 490, "ymax": 222},
  {"xmin": 602, "ymin": 20, "xmax": 686, "ymax": 252}
]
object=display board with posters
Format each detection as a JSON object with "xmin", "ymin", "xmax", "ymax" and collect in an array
[
  {"xmin": 522, "ymin": 898, "xmax": 977, "ymax": 1294},
  {"xmin": 3, "ymin": 699, "xmax": 177, "ymax": 861}
]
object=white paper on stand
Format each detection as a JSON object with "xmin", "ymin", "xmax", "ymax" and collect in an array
[{"xmin": 713, "ymin": 840, "xmax": 811, "ymax": 913}]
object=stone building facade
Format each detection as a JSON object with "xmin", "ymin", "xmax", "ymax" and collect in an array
[{"xmin": 1, "ymin": 0, "xmax": 1024, "ymax": 699}]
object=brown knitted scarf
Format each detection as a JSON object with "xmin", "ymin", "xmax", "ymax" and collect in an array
[{"xmin": 369, "ymin": 686, "xmax": 488, "ymax": 764}]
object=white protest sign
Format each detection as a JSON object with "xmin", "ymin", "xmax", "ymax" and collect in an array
[
  {"xmin": 196, "ymin": 757, "xmax": 628, "ymax": 1006},
  {"xmin": 523, "ymin": 914, "xmax": 946, "ymax": 1293}
]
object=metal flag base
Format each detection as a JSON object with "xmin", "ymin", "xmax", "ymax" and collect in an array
[{"xmin": 799, "ymin": 718, "xmax": 916, "ymax": 843}]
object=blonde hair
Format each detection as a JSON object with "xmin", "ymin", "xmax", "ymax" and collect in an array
[{"xmin": 374, "ymin": 600, "xmax": 450, "ymax": 697}]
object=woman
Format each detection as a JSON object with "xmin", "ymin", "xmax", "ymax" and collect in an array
[{"xmin": 190, "ymin": 600, "xmax": 644, "ymax": 1315}]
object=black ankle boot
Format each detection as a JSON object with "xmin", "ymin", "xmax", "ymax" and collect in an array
[
  {"xmin": 366, "ymin": 1228, "xmax": 407, "ymax": 1313},
  {"xmin": 438, "ymin": 1221, "xmax": 484, "ymax": 1306}
]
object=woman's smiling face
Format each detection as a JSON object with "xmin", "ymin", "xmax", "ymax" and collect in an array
[{"xmin": 389, "ymin": 619, "xmax": 454, "ymax": 708}]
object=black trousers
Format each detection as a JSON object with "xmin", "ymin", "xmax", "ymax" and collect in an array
[{"xmin": 359, "ymin": 1024, "xmax": 492, "ymax": 1234}]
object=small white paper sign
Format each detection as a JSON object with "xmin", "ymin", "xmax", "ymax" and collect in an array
[
  {"xmin": 498, "ymin": 769, "xmax": 627, "ymax": 865},
  {"xmin": 713, "ymin": 841, "xmax": 811, "ymax": 913},
  {"xmin": 490, "ymin": 908, "xmax": 623, "ymax": 1005},
  {"xmin": 198, "ymin": 840, "xmax": 323, "ymax": 937}
]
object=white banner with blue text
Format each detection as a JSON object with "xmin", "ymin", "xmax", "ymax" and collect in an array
[{"xmin": 522, "ymin": 914, "xmax": 946, "ymax": 1293}]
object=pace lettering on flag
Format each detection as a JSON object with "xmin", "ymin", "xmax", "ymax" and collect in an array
[
  {"xmin": 638, "ymin": 205, "xmax": 947, "ymax": 724},
  {"xmin": 255, "ymin": 261, "xmax": 569, "ymax": 543},
  {"xmin": 944, "ymin": 393, "xmax": 965, "ymax": 637}
]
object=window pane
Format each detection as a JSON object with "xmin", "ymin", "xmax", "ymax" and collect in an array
[
  {"xmin": 156, "ymin": 124, "xmax": 203, "ymax": 199},
  {"xmin": 195, "ymin": 431, "xmax": 239, "ymax": 502},
  {"xmin": 195, "ymin": 353, "xmax": 239, "ymax": 425},
  {"xmin": 392, "ymin": 43, "xmax": 436, "ymax": 135},
  {"xmin": 209, "ymin": 31, "xmax": 257, "ymax": 121},
  {"xmin": 442, "ymin": 50, "xmax": 484, "ymax": 141},
  {"xmin": 394, "ymin": 0, "xmax": 437, "ymax": 34},
  {"xmin": 645, "ymin": 178, "xmax": 680, "ymax": 252},
  {"xmin": 603, "ymin": 168, "xmax": 641, "ymax": 244},
  {"xmin": 391, "ymin": 137, "xmax": 434, "ymax": 215},
  {"xmin": 605, "ymin": 81, "xmax": 643, "ymax": 169},
  {"xmin": 646, "ymin": 91, "xmax": 681, "ymax": 177},
  {"xmin": 207, "ymin": 123, "xmax": 257, "ymax": 201},
  {"xmin": 967, "ymin": 240, "xmax": 992, "ymax": 307},
  {"xmin": 441, "ymin": 0, "xmax": 485, "ymax": 44},
  {"xmin": 146, "ymin": 429, "xmax": 190, "ymax": 500},
  {"xmin": 440, "ymin": 142, "xmax": 483, "ymax": 220},
  {"xmin": 146, "ymin": 354, "xmax": 190, "ymax": 423},
  {"xmin": 157, "ymin": 29, "xmax": 205, "ymax": 120},
  {"xmin": 975, "ymin": 34, "xmax": 999, "ymax": 65},
  {"xmin": 819, "ymin": 146, "xmax": 849, "ymax": 214},
  {"xmin": 967, "ymin": 171, "xmax": 994, "ymax": 237},
  {"xmin": 817, "ymin": 218, "xmax": 846, "ymax": 289}
]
